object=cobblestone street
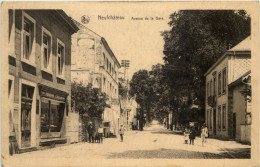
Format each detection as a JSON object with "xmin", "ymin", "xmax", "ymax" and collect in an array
[{"xmin": 5, "ymin": 121, "xmax": 251, "ymax": 166}]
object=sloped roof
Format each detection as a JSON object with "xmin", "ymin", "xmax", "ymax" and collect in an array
[
  {"xmin": 228, "ymin": 36, "xmax": 251, "ymax": 52},
  {"xmin": 204, "ymin": 36, "xmax": 251, "ymax": 76}
]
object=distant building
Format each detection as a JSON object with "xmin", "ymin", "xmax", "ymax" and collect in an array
[
  {"xmin": 204, "ymin": 36, "xmax": 251, "ymax": 141},
  {"xmin": 7, "ymin": 10, "xmax": 78, "ymax": 153},
  {"xmin": 71, "ymin": 20, "xmax": 121, "ymax": 136}
]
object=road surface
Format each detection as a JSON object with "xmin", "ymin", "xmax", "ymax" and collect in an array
[{"xmin": 5, "ymin": 120, "xmax": 251, "ymax": 167}]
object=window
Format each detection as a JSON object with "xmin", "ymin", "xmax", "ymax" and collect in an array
[
  {"xmin": 222, "ymin": 104, "xmax": 226, "ymax": 130},
  {"xmin": 210, "ymin": 80, "xmax": 213, "ymax": 97},
  {"xmin": 207, "ymin": 82, "xmax": 210, "ymax": 97},
  {"xmin": 218, "ymin": 72, "xmax": 221, "ymax": 96},
  {"xmin": 213, "ymin": 75, "xmax": 216, "ymax": 97},
  {"xmin": 209, "ymin": 109, "xmax": 212, "ymax": 129},
  {"xmin": 41, "ymin": 99, "xmax": 65, "ymax": 133},
  {"xmin": 42, "ymin": 27, "xmax": 52, "ymax": 72},
  {"xmin": 218, "ymin": 105, "xmax": 221, "ymax": 130},
  {"xmin": 22, "ymin": 12, "xmax": 36, "ymax": 65},
  {"xmin": 106, "ymin": 59, "xmax": 109, "ymax": 70},
  {"xmin": 57, "ymin": 39, "xmax": 65, "ymax": 77},
  {"xmin": 222, "ymin": 68, "xmax": 226, "ymax": 94}
]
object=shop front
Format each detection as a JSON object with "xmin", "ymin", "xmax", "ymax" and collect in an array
[{"xmin": 38, "ymin": 84, "xmax": 68, "ymax": 146}]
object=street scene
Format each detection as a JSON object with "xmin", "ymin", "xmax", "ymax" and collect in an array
[
  {"xmin": 1, "ymin": 2, "xmax": 258, "ymax": 167},
  {"xmin": 8, "ymin": 121, "xmax": 250, "ymax": 161}
]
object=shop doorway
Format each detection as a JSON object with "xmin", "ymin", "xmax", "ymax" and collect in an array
[{"xmin": 21, "ymin": 84, "xmax": 34, "ymax": 148}]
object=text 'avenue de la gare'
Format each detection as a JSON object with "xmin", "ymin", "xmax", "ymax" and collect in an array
[{"xmin": 97, "ymin": 15, "xmax": 164, "ymax": 21}]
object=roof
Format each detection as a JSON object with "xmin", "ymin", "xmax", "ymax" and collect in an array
[
  {"xmin": 101, "ymin": 37, "xmax": 121, "ymax": 68},
  {"xmin": 204, "ymin": 36, "xmax": 251, "ymax": 76},
  {"xmin": 54, "ymin": 10, "xmax": 79, "ymax": 33},
  {"xmin": 228, "ymin": 36, "xmax": 251, "ymax": 52},
  {"xmin": 71, "ymin": 18, "xmax": 102, "ymax": 38},
  {"xmin": 228, "ymin": 70, "xmax": 251, "ymax": 88}
]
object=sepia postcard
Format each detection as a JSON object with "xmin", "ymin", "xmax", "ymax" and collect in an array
[{"xmin": 1, "ymin": 1, "xmax": 259, "ymax": 167}]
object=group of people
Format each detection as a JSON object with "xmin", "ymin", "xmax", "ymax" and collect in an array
[
  {"xmin": 87, "ymin": 123, "xmax": 104, "ymax": 143},
  {"xmin": 87, "ymin": 123, "xmax": 126, "ymax": 143},
  {"xmin": 184, "ymin": 123, "xmax": 208, "ymax": 146},
  {"xmin": 184, "ymin": 127, "xmax": 196, "ymax": 145}
]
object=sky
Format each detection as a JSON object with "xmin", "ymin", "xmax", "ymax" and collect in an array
[{"xmin": 63, "ymin": 2, "xmax": 175, "ymax": 79}]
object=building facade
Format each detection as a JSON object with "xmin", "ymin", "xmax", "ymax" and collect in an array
[
  {"xmin": 71, "ymin": 20, "xmax": 121, "ymax": 136},
  {"xmin": 7, "ymin": 10, "xmax": 78, "ymax": 153},
  {"xmin": 204, "ymin": 36, "xmax": 251, "ymax": 139}
]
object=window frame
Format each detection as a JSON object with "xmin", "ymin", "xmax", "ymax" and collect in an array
[
  {"xmin": 56, "ymin": 38, "xmax": 65, "ymax": 79},
  {"xmin": 218, "ymin": 72, "xmax": 222, "ymax": 96},
  {"xmin": 41, "ymin": 26, "xmax": 52, "ymax": 73},
  {"xmin": 218, "ymin": 105, "xmax": 221, "ymax": 130},
  {"xmin": 222, "ymin": 104, "xmax": 226, "ymax": 130},
  {"xmin": 21, "ymin": 11, "xmax": 36, "ymax": 66},
  {"xmin": 222, "ymin": 68, "xmax": 227, "ymax": 95}
]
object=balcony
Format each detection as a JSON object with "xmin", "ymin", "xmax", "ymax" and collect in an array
[{"xmin": 207, "ymin": 95, "xmax": 216, "ymax": 108}]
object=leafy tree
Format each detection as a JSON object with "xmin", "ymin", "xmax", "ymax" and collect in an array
[
  {"xmin": 129, "ymin": 70, "xmax": 154, "ymax": 130},
  {"xmin": 71, "ymin": 82, "xmax": 109, "ymax": 118},
  {"xmin": 162, "ymin": 10, "xmax": 251, "ymax": 125}
]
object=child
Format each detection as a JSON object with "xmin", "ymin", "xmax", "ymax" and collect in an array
[
  {"xmin": 189, "ymin": 127, "xmax": 196, "ymax": 145},
  {"xmin": 184, "ymin": 128, "xmax": 189, "ymax": 144}
]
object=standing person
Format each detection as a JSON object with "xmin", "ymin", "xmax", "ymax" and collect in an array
[
  {"xmin": 184, "ymin": 128, "xmax": 189, "ymax": 144},
  {"xmin": 87, "ymin": 123, "xmax": 94, "ymax": 143},
  {"xmin": 98, "ymin": 125, "xmax": 104, "ymax": 143},
  {"xmin": 189, "ymin": 127, "xmax": 196, "ymax": 145},
  {"xmin": 204, "ymin": 125, "xmax": 208, "ymax": 143},
  {"xmin": 119, "ymin": 125, "xmax": 125, "ymax": 142},
  {"xmin": 201, "ymin": 123, "xmax": 206, "ymax": 146}
]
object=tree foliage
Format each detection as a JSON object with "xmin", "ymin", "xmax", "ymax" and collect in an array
[
  {"xmin": 162, "ymin": 10, "xmax": 251, "ymax": 123},
  {"xmin": 71, "ymin": 82, "xmax": 109, "ymax": 118}
]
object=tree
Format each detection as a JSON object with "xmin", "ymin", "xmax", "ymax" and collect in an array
[
  {"xmin": 129, "ymin": 70, "xmax": 154, "ymax": 130},
  {"xmin": 162, "ymin": 10, "xmax": 251, "ymax": 125},
  {"xmin": 71, "ymin": 82, "xmax": 109, "ymax": 118}
]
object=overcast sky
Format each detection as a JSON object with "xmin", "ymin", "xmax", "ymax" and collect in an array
[{"xmin": 64, "ymin": 2, "xmax": 174, "ymax": 79}]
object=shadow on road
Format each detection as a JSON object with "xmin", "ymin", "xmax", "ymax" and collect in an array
[{"xmin": 106, "ymin": 148, "xmax": 251, "ymax": 159}]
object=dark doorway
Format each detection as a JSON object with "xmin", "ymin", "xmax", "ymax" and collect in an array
[
  {"xmin": 213, "ymin": 109, "xmax": 216, "ymax": 135},
  {"xmin": 233, "ymin": 113, "xmax": 236, "ymax": 138}
]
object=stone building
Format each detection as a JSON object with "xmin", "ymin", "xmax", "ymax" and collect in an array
[
  {"xmin": 71, "ymin": 20, "xmax": 121, "ymax": 136},
  {"xmin": 7, "ymin": 10, "xmax": 78, "ymax": 153},
  {"xmin": 204, "ymin": 36, "xmax": 251, "ymax": 140}
]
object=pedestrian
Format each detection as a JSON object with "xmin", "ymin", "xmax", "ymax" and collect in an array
[
  {"xmin": 87, "ymin": 123, "xmax": 94, "ymax": 143},
  {"xmin": 201, "ymin": 123, "xmax": 206, "ymax": 146},
  {"xmin": 119, "ymin": 125, "xmax": 125, "ymax": 142},
  {"xmin": 98, "ymin": 125, "xmax": 104, "ymax": 143},
  {"xmin": 189, "ymin": 127, "xmax": 196, "ymax": 145},
  {"xmin": 204, "ymin": 125, "xmax": 208, "ymax": 143},
  {"xmin": 183, "ymin": 128, "xmax": 189, "ymax": 144}
]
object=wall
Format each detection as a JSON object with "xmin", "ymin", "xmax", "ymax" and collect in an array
[
  {"xmin": 205, "ymin": 56, "xmax": 228, "ymax": 138},
  {"xmin": 232, "ymin": 83, "xmax": 247, "ymax": 140},
  {"xmin": 10, "ymin": 10, "xmax": 74, "ymax": 149}
]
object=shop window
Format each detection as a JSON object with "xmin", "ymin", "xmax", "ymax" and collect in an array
[
  {"xmin": 42, "ymin": 27, "xmax": 52, "ymax": 72},
  {"xmin": 218, "ymin": 105, "xmax": 221, "ymax": 130},
  {"xmin": 222, "ymin": 104, "xmax": 226, "ymax": 130},
  {"xmin": 57, "ymin": 39, "xmax": 65, "ymax": 77},
  {"xmin": 40, "ymin": 99, "xmax": 65, "ymax": 135}
]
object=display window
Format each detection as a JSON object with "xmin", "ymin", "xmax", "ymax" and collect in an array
[{"xmin": 40, "ymin": 98, "xmax": 65, "ymax": 138}]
